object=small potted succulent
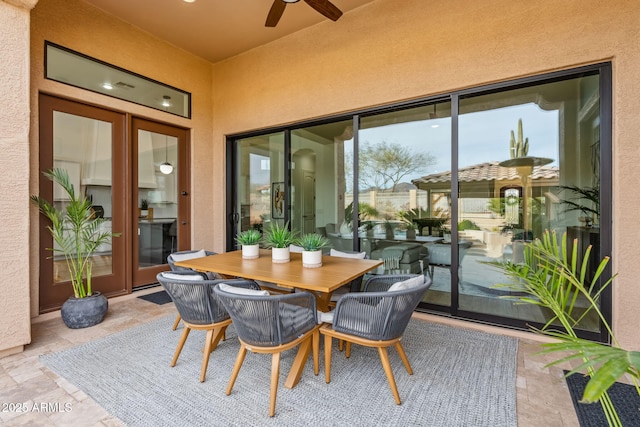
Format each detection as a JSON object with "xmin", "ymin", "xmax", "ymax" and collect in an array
[
  {"xmin": 235, "ymin": 229, "xmax": 262, "ymax": 259},
  {"xmin": 263, "ymin": 221, "xmax": 297, "ymax": 263},
  {"xmin": 297, "ymin": 233, "xmax": 330, "ymax": 268}
]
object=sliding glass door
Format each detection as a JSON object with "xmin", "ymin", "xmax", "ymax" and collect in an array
[
  {"xmin": 456, "ymin": 71, "xmax": 604, "ymax": 333},
  {"xmin": 227, "ymin": 63, "xmax": 610, "ymax": 339},
  {"xmin": 231, "ymin": 132, "xmax": 285, "ymax": 245}
]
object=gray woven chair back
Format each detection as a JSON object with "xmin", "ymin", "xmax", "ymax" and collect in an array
[
  {"xmin": 332, "ymin": 274, "xmax": 432, "ymax": 341},
  {"xmin": 157, "ymin": 273, "xmax": 257, "ymax": 326},
  {"xmin": 214, "ymin": 285, "xmax": 317, "ymax": 347},
  {"xmin": 362, "ymin": 274, "xmax": 416, "ymax": 292},
  {"xmin": 167, "ymin": 250, "xmax": 216, "ymax": 271}
]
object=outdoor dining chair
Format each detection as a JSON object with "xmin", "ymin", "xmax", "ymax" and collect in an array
[
  {"xmin": 156, "ymin": 273, "xmax": 261, "ymax": 383},
  {"xmin": 167, "ymin": 249, "xmax": 221, "ymax": 330},
  {"xmin": 320, "ymin": 274, "xmax": 432, "ymax": 405},
  {"xmin": 213, "ymin": 284, "xmax": 321, "ymax": 417}
]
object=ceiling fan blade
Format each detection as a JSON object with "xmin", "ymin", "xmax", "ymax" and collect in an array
[
  {"xmin": 304, "ymin": 0, "xmax": 343, "ymax": 21},
  {"xmin": 265, "ymin": 0, "xmax": 287, "ymax": 27}
]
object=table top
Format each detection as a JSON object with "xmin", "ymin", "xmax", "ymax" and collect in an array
[{"xmin": 174, "ymin": 249, "xmax": 383, "ymax": 294}]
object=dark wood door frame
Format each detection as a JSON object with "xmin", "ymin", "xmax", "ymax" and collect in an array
[
  {"xmin": 130, "ymin": 118, "xmax": 191, "ymax": 288},
  {"xmin": 38, "ymin": 94, "xmax": 129, "ymax": 312}
]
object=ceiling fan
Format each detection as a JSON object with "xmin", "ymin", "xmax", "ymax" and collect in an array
[{"xmin": 265, "ymin": 0, "xmax": 343, "ymax": 27}]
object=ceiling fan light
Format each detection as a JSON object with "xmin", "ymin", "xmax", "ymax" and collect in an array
[
  {"xmin": 160, "ymin": 162, "xmax": 174, "ymax": 175},
  {"xmin": 282, "ymin": 0, "xmax": 300, "ymax": 3}
]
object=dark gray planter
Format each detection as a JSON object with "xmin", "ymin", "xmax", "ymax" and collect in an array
[{"xmin": 61, "ymin": 292, "xmax": 108, "ymax": 329}]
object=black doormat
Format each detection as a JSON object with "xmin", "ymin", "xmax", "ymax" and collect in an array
[
  {"xmin": 565, "ymin": 371, "xmax": 640, "ymax": 426},
  {"xmin": 137, "ymin": 290, "xmax": 172, "ymax": 305}
]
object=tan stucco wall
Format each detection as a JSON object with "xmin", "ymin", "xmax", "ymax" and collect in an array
[
  {"xmin": 28, "ymin": 0, "xmax": 215, "ymax": 314},
  {"xmin": 2, "ymin": 0, "xmax": 638, "ymax": 354},
  {"xmin": 211, "ymin": 0, "xmax": 640, "ymax": 349},
  {"xmin": 0, "ymin": 0, "xmax": 36, "ymax": 356}
]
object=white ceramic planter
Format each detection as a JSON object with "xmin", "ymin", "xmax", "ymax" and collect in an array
[
  {"xmin": 271, "ymin": 246, "xmax": 290, "ymax": 263},
  {"xmin": 242, "ymin": 244, "xmax": 259, "ymax": 259},
  {"xmin": 302, "ymin": 250, "xmax": 323, "ymax": 268}
]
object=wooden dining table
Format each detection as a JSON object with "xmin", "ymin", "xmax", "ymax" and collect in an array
[{"xmin": 174, "ymin": 249, "xmax": 383, "ymax": 312}]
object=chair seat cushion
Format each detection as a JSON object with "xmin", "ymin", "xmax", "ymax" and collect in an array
[
  {"xmin": 161, "ymin": 272, "xmax": 204, "ymax": 281},
  {"xmin": 388, "ymin": 275, "xmax": 425, "ymax": 292},
  {"xmin": 170, "ymin": 249, "xmax": 207, "ymax": 262},
  {"xmin": 317, "ymin": 310, "xmax": 334, "ymax": 324},
  {"xmin": 219, "ymin": 283, "xmax": 270, "ymax": 296}
]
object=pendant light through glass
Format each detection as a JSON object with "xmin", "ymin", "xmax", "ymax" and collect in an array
[{"xmin": 160, "ymin": 135, "xmax": 173, "ymax": 175}]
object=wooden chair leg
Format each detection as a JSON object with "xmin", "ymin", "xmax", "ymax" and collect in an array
[
  {"xmin": 284, "ymin": 337, "xmax": 311, "ymax": 388},
  {"xmin": 226, "ymin": 346, "xmax": 247, "ymax": 395},
  {"xmin": 172, "ymin": 314, "xmax": 181, "ymax": 330},
  {"xmin": 378, "ymin": 346, "xmax": 401, "ymax": 405},
  {"xmin": 200, "ymin": 329, "xmax": 215, "ymax": 382},
  {"xmin": 209, "ymin": 326, "xmax": 227, "ymax": 353},
  {"xmin": 345, "ymin": 341, "xmax": 352, "ymax": 358},
  {"xmin": 171, "ymin": 327, "xmax": 191, "ymax": 367},
  {"xmin": 312, "ymin": 329, "xmax": 320, "ymax": 376},
  {"xmin": 324, "ymin": 334, "xmax": 333, "ymax": 383},
  {"xmin": 394, "ymin": 341, "xmax": 413, "ymax": 375},
  {"xmin": 269, "ymin": 352, "xmax": 281, "ymax": 417}
]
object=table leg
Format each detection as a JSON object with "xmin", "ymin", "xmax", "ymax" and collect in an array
[{"xmin": 284, "ymin": 337, "xmax": 311, "ymax": 389}]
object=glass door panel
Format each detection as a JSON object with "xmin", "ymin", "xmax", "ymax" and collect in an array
[
  {"xmin": 137, "ymin": 131, "xmax": 178, "ymax": 268},
  {"xmin": 291, "ymin": 120, "xmax": 353, "ymax": 251},
  {"xmin": 359, "ymin": 103, "xmax": 452, "ymax": 304},
  {"xmin": 54, "ymin": 112, "xmax": 114, "ymax": 280},
  {"xmin": 457, "ymin": 74, "xmax": 601, "ymax": 333},
  {"xmin": 38, "ymin": 94, "xmax": 127, "ymax": 312},
  {"xmin": 132, "ymin": 118, "xmax": 189, "ymax": 287},
  {"xmin": 234, "ymin": 132, "xmax": 285, "ymax": 247}
]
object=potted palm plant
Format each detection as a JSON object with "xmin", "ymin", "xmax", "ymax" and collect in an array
[
  {"xmin": 235, "ymin": 229, "xmax": 261, "ymax": 259},
  {"xmin": 493, "ymin": 230, "xmax": 639, "ymax": 427},
  {"xmin": 32, "ymin": 168, "xmax": 120, "ymax": 329},
  {"xmin": 297, "ymin": 233, "xmax": 330, "ymax": 268},
  {"xmin": 263, "ymin": 221, "xmax": 297, "ymax": 263}
]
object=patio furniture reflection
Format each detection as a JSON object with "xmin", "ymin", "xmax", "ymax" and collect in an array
[
  {"xmin": 320, "ymin": 274, "xmax": 432, "ymax": 404},
  {"xmin": 425, "ymin": 240, "xmax": 473, "ymax": 279},
  {"xmin": 214, "ymin": 284, "xmax": 321, "ymax": 417}
]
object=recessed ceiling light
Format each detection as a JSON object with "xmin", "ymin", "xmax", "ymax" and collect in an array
[
  {"xmin": 102, "ymin": 83, "xmax": 113, "ymax": 90},
  {"xmin": 162, "ymin": 95, "xmax": 172, "ymax": 107},
  {"xmin": 183, "ymin": 0, "xmax": 196, "ymax": 3}
]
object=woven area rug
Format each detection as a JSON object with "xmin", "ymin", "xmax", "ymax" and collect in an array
[
  {"xmin": 565, "ymin": 372, "xmax": 640, "ymax": 427},
  {"xmin": 41, "ymin": 316, "xmax": 518, "ymax": 427}
]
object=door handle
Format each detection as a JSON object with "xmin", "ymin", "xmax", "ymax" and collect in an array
[
  {"xmin": 181, "ymin": 191, "xmax": 188, "ymax": 196},
  {"xmin": 181, "ymin": 221, "xmax": 187, "ymax": 225}
]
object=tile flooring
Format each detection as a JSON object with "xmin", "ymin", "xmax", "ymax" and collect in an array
[{"xmin": 0, "ymin": 287, "xmax": 582, "ymax": 426}]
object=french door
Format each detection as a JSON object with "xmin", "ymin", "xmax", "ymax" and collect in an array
[
  {"xmin": 131, "ymin": 118, "xmax": 191, "ymax": 287},
  {"xmin": 37, "ymin": 95, "xmax": 190, "ymax": 312},
  {"xmin": 38, "ymin": 95, "xmax": 127, "ymax": 312}
]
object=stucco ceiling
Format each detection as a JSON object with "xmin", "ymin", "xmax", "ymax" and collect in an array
[{"xmin": 82, "ymin": 0, "xmax": 375, "ymax": 63}]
